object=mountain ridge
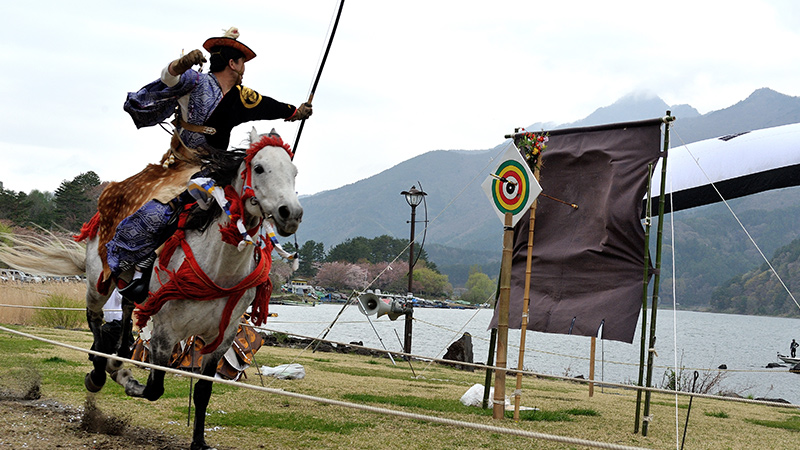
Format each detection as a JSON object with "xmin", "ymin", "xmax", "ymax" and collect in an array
[{"xmin": 297, "ymin": 88, "xmax": 800, "ymax": 300}]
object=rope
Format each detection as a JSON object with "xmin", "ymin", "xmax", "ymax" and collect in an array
[
  {"xmin": 0, "ymin": 324, "xmax": 648, "ymax": 450},
  {"xmin": 0, "ymin": 301, "xmax": 790, "ymax": 375},
  {"xmin": 0, "ymin": 303, "xmax": 115, "ymax": 312},
  {"xmin": 251, "ymin": 325, "xmax": 800, "ymax": 409},
  {"xmin": 417, "ymin": 299, "xmax": 491, "ymax": 377},
  {"xmin": 670, "ymin": 175, "xmax": 681, "ymax": 449},
  {"xmin": 310, "ymin": 142, "xmax": 510, "ymax": 347}
]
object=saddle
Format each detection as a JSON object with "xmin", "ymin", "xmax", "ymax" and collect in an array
[
  {"xmin": 130, "ymin": 320, "xmax": 264, "ymax": 381},
  {"xmin": 95, "ymin": 134, "xmax": 201, "ymax": 284}
]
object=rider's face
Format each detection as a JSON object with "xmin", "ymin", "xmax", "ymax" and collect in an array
[{"xmin": 232, "ymin": 58, "xmax": 245, "ymax": 84}]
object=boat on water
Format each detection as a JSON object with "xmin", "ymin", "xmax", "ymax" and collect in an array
[
  {"xmin": 272, "ymin": 299, "xmax": 316, "ymax": 307},
  {"xmin": 271, "ymin": 293, "xmax": 317, "ymax": 307},
  {"xmin": 777, "ymin": 352, "xmax": 800, "ymax": 365}
]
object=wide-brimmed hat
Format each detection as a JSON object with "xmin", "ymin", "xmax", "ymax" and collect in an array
[{"xmin": 203, "ymin": 27, "xmax": 256, "ymax": 62}]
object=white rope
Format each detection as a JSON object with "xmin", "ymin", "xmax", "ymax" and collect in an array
[
  {"xmin": 0, "ymin": 324, "xmax": 648, "ymax": 450},
  {"xmin": 670, "ymin": 176, "xmax": 680, "ymax": 450},
  {"xmin": 254, "ymin": 326, "xmax": 800, "ymax": 409},
  {"xmin": 311, "ymin": 142, "xmax": 511, "ymax": 354},
  {"xmin": 0, "ymin": 300, "xmax": 788, "ymax": 376},
  {"xmin": 671, "ymin": 129, "xmax": 800, "ymax": 312},
  {"xmin": 418, "ymin": 301, "xmax": 486, "ymax": 377},
  {"xmin": 0, "ymin": 303, "xmax": 119, "ymax": 312}
]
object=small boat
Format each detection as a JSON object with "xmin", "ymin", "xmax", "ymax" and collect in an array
[{"xmin": 777, "ymin": 352, "xmax": 800, "ymax": 365}]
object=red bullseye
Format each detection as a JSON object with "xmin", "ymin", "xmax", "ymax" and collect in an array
[{"xmin": 492, "ymin": 160, "xmax": 530, "ymax": 215}]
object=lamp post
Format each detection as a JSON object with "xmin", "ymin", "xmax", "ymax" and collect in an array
[{"xmin": 401, "ymin": 185, "xmax": 426, "ymax": 355}]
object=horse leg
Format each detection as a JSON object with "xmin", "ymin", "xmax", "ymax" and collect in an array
[
  {"xmin": 123, "ymin": 331, "xmax": 174, "ymax": 401},
  {"xmin": 116, "ymin": 296, "xmax": 137, "ymax": 359},
  {"xmin": 84, "ymin": 307, "xmax": 107, "ymax": 392},
  {"xmin": 191, "ymin": 354, "xmax": 223, "ymax": 450}
]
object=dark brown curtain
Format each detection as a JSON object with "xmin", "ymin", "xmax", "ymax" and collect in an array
[{"xmin": 490, "ymin": 120, "xmax": 662, "ymax": 343}]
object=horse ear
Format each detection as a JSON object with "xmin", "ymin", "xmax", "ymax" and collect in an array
[
  {"xmin": 249, "ymin": 127, "xmax": 258, "ymax": 143},
  {"xmin": 269, "ymin": 128, "xmax": 279, "ymax": 138}
]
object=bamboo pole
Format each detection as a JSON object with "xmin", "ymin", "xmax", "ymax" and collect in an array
[
  {"xmin": 513, "ymin": 167, "xmax": 540, "ymax": 420},
  {"xmin": 482, "ymin": 328, "xmax": 497, "ymax": 409},
  {"xmin": 642, "ymin": 112, "xmax": 674, "ymax": 436},
  {"xmin": 493, "ymin": 212, "xmax": 514, "ymax": 420},
  {"xmin": 483, "ymin": 277, "xmax": 502, "ymax": 409},
  {"xmin": 634, "ymin": 162, "xmax": 654, "ymax": 433}
]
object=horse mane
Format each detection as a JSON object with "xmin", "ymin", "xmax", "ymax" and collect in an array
[
  {"xmin": 184, "ymin": 130, "xmax": 291, "ymax": 232},
  {"xmin": 183, "ymin": 147, "xmax": 247, "ymax": 231}
]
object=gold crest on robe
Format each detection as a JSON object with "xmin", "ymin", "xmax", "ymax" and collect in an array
[{"xmin": 238, "ymin": 86, "xmax": 262, "ymax": 109}]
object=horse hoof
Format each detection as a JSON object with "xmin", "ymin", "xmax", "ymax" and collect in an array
[
  {"xmin": 84, "ymin": 371, "xmax": 105, "ymax": 392},
  {"xmin": 191, "ymin": 442, "xmax": 217, "ymax": 450},
  {"xmin": 106, "ymin": 359, "xmax": 123, "ymax": 374},
  {"xmin": 142, "ymin": 384, "xmax": 164, "ymax": 401},
  {"xmin": 111, "ymin": 368, "xmax": 132, "ymax": 385}
]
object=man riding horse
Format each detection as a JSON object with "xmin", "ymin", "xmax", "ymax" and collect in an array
[{"xmin": 105, "ymin": 27, "xmax": 311, "ymax": 302}]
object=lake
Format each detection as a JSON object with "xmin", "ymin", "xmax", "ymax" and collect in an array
[{"xmin": 260, "ymin": 304, "xmax": 800, "ymax": 404}]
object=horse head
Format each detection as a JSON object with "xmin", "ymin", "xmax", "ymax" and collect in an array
[{"xmin": 236, "ymin": 128, "xmax": 302, "ymax": 237}]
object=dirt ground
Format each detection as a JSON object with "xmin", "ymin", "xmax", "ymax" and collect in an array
[{"xmin": 0, "ymin": 394, "xmax": 187, "ymax": 449}]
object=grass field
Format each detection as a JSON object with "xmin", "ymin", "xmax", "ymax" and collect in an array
[{"xmin": 1, "ymin": 282, "xmax": 800, "ymax": 449}]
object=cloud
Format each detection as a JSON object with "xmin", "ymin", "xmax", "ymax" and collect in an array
[{"xmin": 1, "ymin": 0, "xmax": 798, "ymax": 196}]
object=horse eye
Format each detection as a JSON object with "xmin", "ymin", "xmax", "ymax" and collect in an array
[{"xmin": 253, "ymin": 164, "xmax": 265, "ymax": 174}]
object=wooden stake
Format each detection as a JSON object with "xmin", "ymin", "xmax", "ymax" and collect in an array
[
  {"xmin": 513, "ymin": 167, "xmax": 540, "ymax": 421},
  {"xmin": 493, "ymin": 212, "xmax": 514, "ymax": 420},
  {"xmin": 589, "ymin": 336, "xmax": 596, "ymax": 397}
]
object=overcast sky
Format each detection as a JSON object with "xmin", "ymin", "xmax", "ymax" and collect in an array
[{"xmin": 2, "ymin": 0, "xmax": 798, "ymax": 196}]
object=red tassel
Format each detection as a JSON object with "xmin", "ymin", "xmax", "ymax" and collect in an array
[
  {"xmin": 251, "ymin": 278, "xmax": 272, "ymax": 326},
  {"xmin": 96, "ymin": 273, "xmax": 111, "ymax": 296},
  {"xmin": 136, "ymin": 239, "xmax": 271, "ymax": 354},
  {"xmin": 74, "ymin": 212, "xmax": 101, "ymax": 242}
]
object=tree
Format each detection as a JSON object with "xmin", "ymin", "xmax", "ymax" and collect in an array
[
  {"xmin": 326, "ymin": 236, "xmax": 372, "ymax": 263},
  {"xmin": 412, "ymin": 264, "xmax": 452, "ymax": 298},
  {"xmin": 25, "ymin": 189, "xmax": 56, "ymax": 228},
  {"xmin": 461, "ymin": 265, "xmax": 497, "ymax": 305},
  {"xmin": 54, "ymin": 171, "xmax": 101, "ymax": 231},
  {"xmin": 296, "ymin": 240, "xmax": 325, "ymax": 278},
  {"xmin": 270, "ymin": 259, "xmax": 295, "ymax": 294},
  {"xmin": 365, "ymin": 261, "xmax": 406, "ymax": 292},
  {"xmin": 314, "ymin": 261, "xmax": 368, "ymax": 291},
  {"xmin": 326, "ymin": 234, "xmax": 431, "ymax": 266},
  {"xmin": 0, "ymin": 185, "xmax": 30, "ymax": 224}
]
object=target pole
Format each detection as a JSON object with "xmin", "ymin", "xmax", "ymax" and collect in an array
[
  {"xmin": 513, "ymin": 165, "xmax": 540, "ymax": 421},
  {"xmin": 493, "ymin": 212, "xmax": 514, "ymax": 420}
]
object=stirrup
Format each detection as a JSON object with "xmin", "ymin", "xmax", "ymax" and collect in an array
[
  {"xmin": 118, "ymin": 278, "xmax": 149, "ymax": 304},
  {"xmin": 118, "ymin": 262, "xmax": 153, "ymax": 304}
]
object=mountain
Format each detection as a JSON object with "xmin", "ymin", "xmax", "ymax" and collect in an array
[
  {"xmin": 297, "ymin": 89, "xmax": 800, "ymax": 300},
  {"xmin": 659, "ymin": 186, "xmax": 800, "ymax": 308},
  {"xmin": 527, "ymin": 90, "xmax": 700, "ymax": 131},
  {"xmin": 710, "ymin": 236, "xmax": 800, "ymax": 317}
]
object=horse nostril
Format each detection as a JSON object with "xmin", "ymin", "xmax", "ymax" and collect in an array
[{"xmin": 278, "ymin": 205, "xmax": 290, "ymax": 220}]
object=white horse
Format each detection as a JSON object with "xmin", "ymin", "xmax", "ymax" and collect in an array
[{"xmin": 0, "ymin": 128, "xmax": 302, "ymax": 450}]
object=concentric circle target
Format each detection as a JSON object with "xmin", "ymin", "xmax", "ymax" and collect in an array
[{"xmin": 491, "ymin": 159, "xmax": 530, "ymax": 215}]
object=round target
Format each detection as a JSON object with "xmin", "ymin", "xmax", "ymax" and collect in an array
[{"xmin": 491, "ymin": 159, "xmax": 530, "ymax": 215}]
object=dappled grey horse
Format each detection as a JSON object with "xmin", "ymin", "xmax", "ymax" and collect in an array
[{"xmin": 0, "ymin": 128, "xmax": 302, "ymax": 450}]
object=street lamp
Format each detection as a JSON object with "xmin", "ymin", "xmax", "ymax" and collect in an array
[{"xmin": 400, "ymin": 185, "xmax": 426, "ymax": 355}]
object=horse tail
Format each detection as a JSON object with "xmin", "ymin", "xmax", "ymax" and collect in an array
[{"xmin": 0, "ymin": 230, "xmax": 87, "ymax": 276}]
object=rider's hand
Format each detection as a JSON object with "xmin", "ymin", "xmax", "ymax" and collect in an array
[
  {"xmin": 287, "ymin": 102, "xmax": 313, "ymax": 121},
  {"xmin": 170, "ymin": 49, "xmax": 207, "ymax": 76}
]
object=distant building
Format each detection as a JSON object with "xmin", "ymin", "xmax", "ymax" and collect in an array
[{"xmin": 288, "ymin": 278, "xmax": 314, "ymax": 296}]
